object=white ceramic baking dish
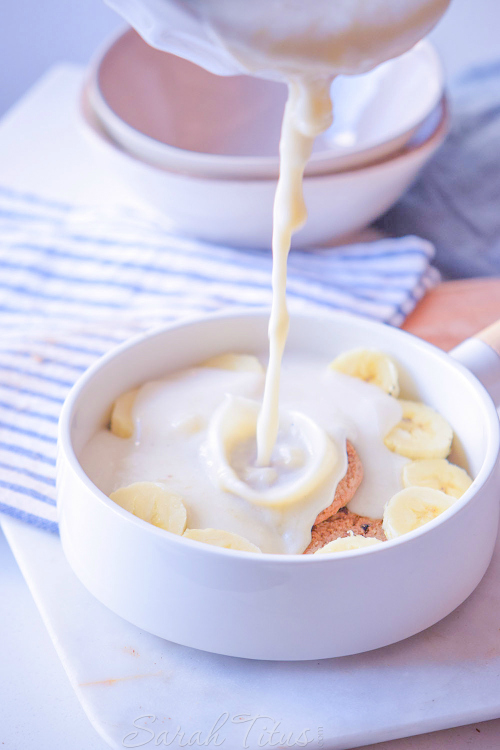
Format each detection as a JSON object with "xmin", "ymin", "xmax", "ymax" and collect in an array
[{"xmin": 57, "ymin": 311, "xmax": 500, "ymax": 660}]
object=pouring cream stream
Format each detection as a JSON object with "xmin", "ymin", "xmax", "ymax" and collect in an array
[
  {"xmin": 216, "ymin": 0, "xmax": 451, "ymax": 466},
  {"xmin": 256, "ymin": 78, "xmax": 333, "ymax": 465}
]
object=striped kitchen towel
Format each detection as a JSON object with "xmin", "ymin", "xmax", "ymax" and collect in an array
[{"xmin": 0, "ymin": 185, "xmax": 439, "ymax": 531}]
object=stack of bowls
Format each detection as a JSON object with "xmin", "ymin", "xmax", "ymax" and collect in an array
[{"xmin": 82, "ymin": 28, "xmax": 448, "ymax": 249}]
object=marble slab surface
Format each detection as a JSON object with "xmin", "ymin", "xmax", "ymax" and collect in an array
[{"xmin": 3, "ymin": 514, "xmax": 500, "ymax": 750}]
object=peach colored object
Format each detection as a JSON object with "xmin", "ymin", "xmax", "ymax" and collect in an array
[{"xmin": 403, "ymin": 279, "xmax": 500, "ymax": 351}]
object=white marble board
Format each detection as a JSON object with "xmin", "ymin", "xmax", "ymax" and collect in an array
[{"xmin": 3, "ymin": 514, "xmax": 500, "ymax": 750}]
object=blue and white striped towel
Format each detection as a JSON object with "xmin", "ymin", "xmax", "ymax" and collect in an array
[{"xmin": 0, "ymin": 185, "xmax": 439, "ymax": 531}]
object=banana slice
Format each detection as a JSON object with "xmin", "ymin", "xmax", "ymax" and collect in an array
[
  {"xmin": 202, "ymin": 353, "xmax": 264, "ymax": 374},
  {"xmin": 314, "ymin": 535, "xmax": 383, "ymax": 554},
  {"xmin": 183, "ymin": 528, "xmax": 262, "ymax": 553},
  {"xmin": 403, "ymin": 458, "xmax": 473, "ymax": 499},
  {"xmin": 383, "ymin": 486, "xmax": 455, "ymax": 540},
  {"xmin": 110, "ymin": 388, "xmax": 139, "ymax": 438},
  {"xmin": 110, "ymin": 481, "xmax": 187, "ymax": 535},
  {"xmin": 329, "ymin": 348, "xmax": 399, "ymax": 396},
  {"xmin": 384, "ymin": 400, "xmax": 453, "ymax": 459}
]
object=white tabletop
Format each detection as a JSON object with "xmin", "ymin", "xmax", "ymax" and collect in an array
[
  {"xmin": 2, "ymin": 511, "xmax": 500, "ymax": 750},
  {"xmin": 1, "ymin": 0, "xmax": 500, "ymax": 746}
]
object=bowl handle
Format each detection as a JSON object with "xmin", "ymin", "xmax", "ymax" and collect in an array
[{"xmin": 450, "ymin": 320, "xmax": 500, "ymax": 405}]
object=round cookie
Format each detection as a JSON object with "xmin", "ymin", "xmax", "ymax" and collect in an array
[
  {"xmin": 304, "ymin": 507, "xmax": 386, "ymax": 554},
  {"xmin": 313, "ymin": 440, "xmax": 363, "ymax": 526}
]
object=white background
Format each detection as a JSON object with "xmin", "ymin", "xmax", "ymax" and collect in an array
[{"xmin": 0, "ymin": 0, "xmax": 120, "ymax": 116}]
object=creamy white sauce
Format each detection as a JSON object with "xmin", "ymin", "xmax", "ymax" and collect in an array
[{"xmin": 80, "ymin": 355, "xmax": 408, "ymax": 554}]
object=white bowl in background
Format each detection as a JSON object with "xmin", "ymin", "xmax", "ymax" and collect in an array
[
  {"xmin": 87, "ymin": 29, "xmax": 444, "ymax": 179},
  {"xmin": 57, "ymin": 310, "xmax": 500, "ymax": 660},
  {"xmin": 79, "ymin": 86, "xmax": 449, "ymax": 249}
]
